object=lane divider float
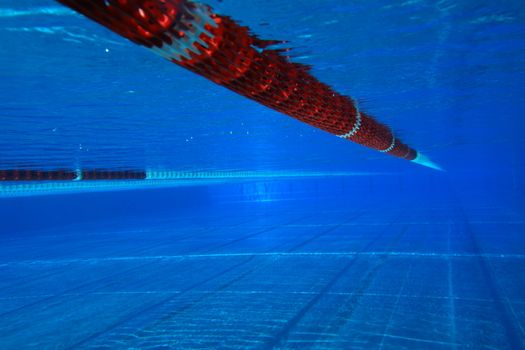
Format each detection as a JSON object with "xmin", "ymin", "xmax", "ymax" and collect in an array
[{"xmin": 7, "ymin": 0, "xmax": 441, "ymax": 182}]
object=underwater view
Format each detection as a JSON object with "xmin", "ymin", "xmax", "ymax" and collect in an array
[{"xmin": 1, "ymin": 0, "xmax": 524, "ymax": 349}]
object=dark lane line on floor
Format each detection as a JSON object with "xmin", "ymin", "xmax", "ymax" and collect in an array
[
  {"xmin": 64, "ymin": 255, "xmax": 258, "ymax": 349},
  {"xmin": 260, "ymin": 211, "xmax": 406, "ymax": 349},
  {"xmin": 456, "ymin": 204, "xmax": 524, "ymax": 349},
  {"xmin": 0, "ymin": 260, "xmax": 163, "ymax": 321},
  {"xmin": 75, "ymin": 213, "xmax": 363, "ymax": 348},
  {"xmin": 317, "ymin": 224, "xmax": 411, "ymax": 341},
  {"xmin": 0, "ymin": 213, "xmax": 273, "ymax": 311},
  {"xmin": 199, "ymin": 214, "xmax": 314, "ymax": 253}
]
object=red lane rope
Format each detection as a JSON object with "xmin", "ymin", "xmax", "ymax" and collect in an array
[
  {"xmin": 54, "ymin": 0, "xmax": 419, "ymax": 162},
  {"xmin": 0, "ymin": 169, "xmax": 146, "ymax": 181}
]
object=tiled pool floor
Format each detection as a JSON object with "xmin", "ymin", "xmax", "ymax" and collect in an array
[{"xmin": 1, "ymin": 197, "xmax": 524, "ymax": 349}]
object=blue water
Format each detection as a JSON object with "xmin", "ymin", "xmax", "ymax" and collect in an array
[{"xmin": 1, "ymin": 0, "xmax": 525, "ymax": 349}]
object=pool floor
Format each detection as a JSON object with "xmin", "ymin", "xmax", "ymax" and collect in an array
[{"xmin": 1, "ymin": 194, "xmax": 524, "ymax": 349}]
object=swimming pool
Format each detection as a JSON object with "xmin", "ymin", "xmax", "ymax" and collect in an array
[{"xmin": 1, "ymin": 0, "xmax": 524, "ymax": 348}]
